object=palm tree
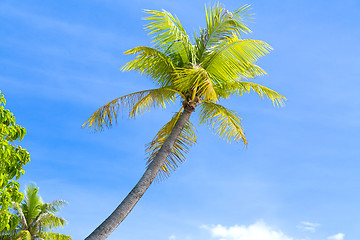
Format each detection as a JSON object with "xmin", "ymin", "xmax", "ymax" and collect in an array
[
  {"xmin": 83, "ymin": 3, "xmax": 285, "ymax": 239},
  {"xmin": 0, "ymin": 184, "xmax": 72, "ymax": 240}
]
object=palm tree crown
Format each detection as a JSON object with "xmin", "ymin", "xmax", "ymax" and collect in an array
[
  {"xmin": 0, "ymin": 184, "xmax": 72, "ymax": 240},
  {"xmin": 84, "ymin": 3, "xmax": 285, "ymax": 177}
]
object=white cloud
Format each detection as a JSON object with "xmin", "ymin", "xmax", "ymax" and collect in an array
[
  {"xmin": 297, "ymin": 221, "xmax": 321, "ymax": 232},
  {"xmin": 327, "ymin": 233, "xmax": 345, "ymax": 240},
  {"xmin": 202, "ymin": 221, "xmax": 293, "ymax": 240}
]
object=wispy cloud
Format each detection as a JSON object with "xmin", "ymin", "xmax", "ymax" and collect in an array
[
  {"xmin": 0, "ymin": 3, "xmax": 131, "ymax": 44},
  {"xmin": 327, "ymin": 233, "xmax": 345, "ymax": 240},
  {"xmin": 201, "ymin": 221, "xmax": 293, "ymax": 240},
  {"xmin": 297, "ymin": 221, "xmax": 320, "ymax": 232}
]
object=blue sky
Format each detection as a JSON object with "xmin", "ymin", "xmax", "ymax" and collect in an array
[{"xmin": 1, "ymin": 0, "xmax": 360, "ymax": 239}]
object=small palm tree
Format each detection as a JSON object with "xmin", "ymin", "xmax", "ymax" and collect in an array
[
  {"xmin": 0, "ymin": 184, "xmax": 72, "ymax": 240},
  {"xmin": 84, "ymin": 3, "xmax": 285, "ymax": 239}
]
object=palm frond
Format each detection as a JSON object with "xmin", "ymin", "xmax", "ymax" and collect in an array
[
  {"xmin": 218, "ymin": 81, "xmax": 286, "ymax": 107},
  {"xmin": 203, "ymin": 36, "xmax": 272, "ymax": 83},
  {"xmin": 38, "ymin": 212, "xmax": 67, "ymax": 230},
  {"xmin": 44, "ymin": 200, "xmax": 68, "ymax": 214},
  {"xmin": 0, "ymin": 229, "xmax": 31, "ymax": 240},
  {"xmin": 129, "ymin": 88, "xmax": 178, "ymax": 117},
  {"xmin": 23, "ymin": 184, "xmax": 42, "ymax": 222},
  {"xmin": 144, "ymin": 9, "xmax": 194, "ymax": 65},
  {"xmin": 38, "ymin": 232, "xmax": 72, "ymax": 240},
  {"xmin": 13, "ymin": 202, "xmax": 27, "ymax": 230},
  {"xmin": 173, "ymin": 65, "xmax": 217, "ymax": 101},
  {"xmin": 198, "ymin": 101, "xmax": 247, "ymax": 144},
  {"xmin": 83, "ymin": 88, "xmax": 179, "ymax": 131},
  {"xmin": 121, "ymin": 46, "xmax": 175, "ymax": 87},
  {"xmin": 15, "ymin": 230, "xmax": 31, "ymax": 240},
  {"xmin": 196, "ymin": 4, "xmax": 252, "ymax": 62},
  {"xmin": 145, "ymin": 109, "xmax": 197, "ymax": 178},
  {"xmin": 0, "ymin": 229, "xmax": 12, "ymax": 239}
]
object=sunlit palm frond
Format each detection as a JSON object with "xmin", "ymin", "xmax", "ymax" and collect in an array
[
  {"xmin": 38, "ymin": 232, "xmax": 72, "ymax": 240},
  {"xmin": 0, "ymin": 229, "xmax": 31, "ymax": 240},
  {"xmin": 31, "ymin": 200, "xmax": 67, "ymax": 231},
  {"xmin": 83, "ymin": 88, "xmax": 179, "ymax": 131},
  {"xmin": 199, "ymin": 101, "xmax": 247, "ymax": 145},
  {"xmin": 196, "ymin": 4, "xmax": 252, "ymax": 62},
  {"xmin": 203, "ymin": 36, "xmax": 272, "ymax": 83},
  {"xmin": 144, "ymin": 9, "xmax": 194, "ymax": 65},
  {"xmin": 129, "ymin": 88, "xmax": 178, "ymax": 117},
  {"xmin": 206, "ymin": 3, "xmax": 252, "ymax": 38},
  {"xmin": 216, "ymin": 81, "xmax": 286, "ymax": 107},
  {"xmin": 15, "ymin": 230, "xmax": 31, "ymax": 240},
  {"xmin": 121, "ymin": 46, "xmax": 175, "ymax": 87},
  {"xmin": 43, "ymin": 200, "xmax": 68, "ymax": 214},
  {"xmin": 145, "ymin": 109, "xmax": 197, "ymax": 178},
  {"xmin": 233, "ymin": 81, "xmax": 286, "ymax": 107},
  {"xmin": 23, "ymin": 184, "xmax": 42, "ymax": 222},
  {"xmin": 173, "ymin": 65, "xmax": 217, "ymax": 102},
  {"xmin": 38, "ymin": 212, "xmax": 67, "ymax": 230},
  {"xmin": 13, "ymin": 203, "xmax": 27, "ymax": 230}
]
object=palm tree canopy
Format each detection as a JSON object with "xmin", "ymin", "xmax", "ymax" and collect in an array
[
  {"xmin": 83, "ymin": 3, "xmax": 286, "ymax": 177},
  {"xmin": 0, "ymin": 184, "xmax": 72, "ymax": 240}
]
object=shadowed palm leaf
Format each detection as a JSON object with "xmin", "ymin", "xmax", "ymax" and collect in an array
[{"xmin": 145, "ymin": 109, "xmax": 197, "ymax": 178}]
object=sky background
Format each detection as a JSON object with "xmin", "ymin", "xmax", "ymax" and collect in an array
[{"xmin": 1, "ymin": 0, "xmax": 360, "ymax": 239}]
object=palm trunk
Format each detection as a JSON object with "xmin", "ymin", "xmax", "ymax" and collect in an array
[{"xmin": 85, "ymin": 105, "xmax": 194, "ymax": 240}]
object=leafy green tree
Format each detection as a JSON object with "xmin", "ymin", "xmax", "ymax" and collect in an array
[
  {"xmin": 84, "ymin": 4, "xmax": 285, "ymax": 239},
  {"xmin": 0, "ymin": 91, "xmax": 31, "ymax": 231},
  {"xmin": 0, "ymin": 184, "xmax": 72, "ymax": 240}
]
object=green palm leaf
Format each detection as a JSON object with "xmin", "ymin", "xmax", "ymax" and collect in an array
[
  {"xmin": 38, "ymin": 232, "xmax": 72, "ymax": 240},
  {"xmin": 196, "ymin": 4, "xmax": 252, "ymax": 62},
  {"xmin": 83, "ymin": 88, "xmax": 179, "ymax": 130},
  {"xmin": 22, "ymin": 185, "xmax": 42, "ymax": 223},
  {"xmin": 144, "ymin": 9, "xmax": 194, "ymax": 65},
  {"xmin": 204, "ymin": 36, "xmax": 272, "ymax": 82},
  {"xmin": 121, "ymin": 46, "xmax": 175, "ymax": 87},
  {"xmin": 198, "ymin": 102, "xmax": 247, "ymax": 144},
  {"xmin": 32, "ymin": 212, "xmax": 67, "ymax": 231},
  {"xmin": 218, "ymin": 81, "xmax": 286, "ymax": 107},
  {"xmin": 13, "ymin": 203, "xmax": 27, "ymax": 230},
  {"xmin": 145, "ymin": 109, "xmax": 197, "ymax": 178},
  {"xmin": 174, "ymin": 65, "xmax": 217, "ymax": 102},
  {"xmin": 15, "ymin": 230, "xmax": 31, "ymax": 240},
  {"xmin": 43, "ymin": 200, "xmax": 68, "ymax": 214}
]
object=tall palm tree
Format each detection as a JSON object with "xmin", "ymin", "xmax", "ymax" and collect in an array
[
  {"xmin": 83, "ymin": 3, "xmax": 285, "ymax": 239},
  {"xmin": 0, "ymin": 184, "xmax": 72, "ymax": 240}
]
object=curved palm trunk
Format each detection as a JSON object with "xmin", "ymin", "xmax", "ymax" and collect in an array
[{"xmin": 85, "ymin": 105, "xmax": 194, "ymax": 240}]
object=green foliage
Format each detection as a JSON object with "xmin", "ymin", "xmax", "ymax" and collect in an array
[
  {"xmin": 0, "ymin": 184, "xmax": 72, "ymax": 240},
  {"xmin": 0, "ymin": 91, "xmax": 31, "ymax": 231},
  {"xmin": 84, "ymin": 3, "xmax": 286, "ymax": 177}
]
